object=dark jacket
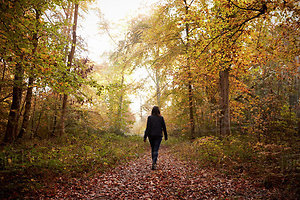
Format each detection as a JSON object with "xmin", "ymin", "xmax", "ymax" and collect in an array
[{"xmin": 144, "ymin": 115, "xmax": 168, "ymax": 140}]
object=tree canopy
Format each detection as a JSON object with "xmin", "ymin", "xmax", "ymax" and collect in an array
[{"xmin": 0, "ymin": 0, "xmax": 299, "ymax": 198}]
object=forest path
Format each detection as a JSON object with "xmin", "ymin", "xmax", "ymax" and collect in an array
[{"xmin": 41, "ymin": 147, "xmax": 276, "ymax": 199}]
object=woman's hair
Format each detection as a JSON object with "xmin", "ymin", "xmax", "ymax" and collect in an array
[{"xmin": 151, "ymin": 106, "xmax": 160, "ymax": 116}]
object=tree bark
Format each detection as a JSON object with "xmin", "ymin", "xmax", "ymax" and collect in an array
[
  {"xmin": 33, "ymin": 105, "xmax": 44, "ymax": 137},
  {"xmin": 57, "ymin": 3, "xmax": 79, "ymax": 137},
  {"xmin": 4, "ymin": 61, "xmax": 24, "ymax": 143},
  {"xmin": 188, "ymin": 73, "xmax": 195, "ymax": 139},
  {"xmin": 18, "ymin": 8, "xmax": 40, "ymax": 139},
  {"xmin": 184, "ymin": 0, "xmax": 195, "ymax": 139},
  {"xmin": 296, "ymin": 60, "xmax": 300, "ymax": 134},
  {"xmin": 58, "ymin": 93, "xmax": 68, "ymax": 137},
  {"xmin": 155, "ymin": 67, "xmax": 161, "ymax": 108},
  {"xmin": 0, "ymin": 59, "xmax": 7, "ymax": 93},
  {"xmin": 50, "ymin": 93, "xmax": 58, "ymax": 137},
  {"xmin": 30, "ymin": 95, "xmax": 37, "ymax": 138},
  {"xmin": 116, "ymin": 73, "xmax": 124, "ymax": 133},
  {"xmin": 219, "ymin": 68, "xmax": 231, "ymax": 136},
  {"xmin": 18, "ymin": 76, "xmax": 34, "ymax": 139}
]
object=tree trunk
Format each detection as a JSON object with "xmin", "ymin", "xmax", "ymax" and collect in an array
[
  {"xmin": 18, "ymin": 76, "xmax": 34, "ymax": 139},
  {"xmin": 184, "ymin": 0, "xmax": 195, "ymax": 139},
  {"xmin": 139, "ymin": 95, "xmax": 143, "ymax": 120},
  {"xmin": 219, "ymin": 68, "xmax": 231, "ymax": 136},
  {"xmin": 58, "ymin": 94, "xmax": 68, "ymax": 137},
  {"xmin": 0, "ymin": 59, "xmax": 7, "ymax": 93},
  {"xmin": 30, "ymin": 95, "xmax": 37, "ymax": 138},
  {"xmin": 57, "ymin": 3, "xmax": 79, "ymax": 137},
  {"xmin": 188, "ymin": 74, "xmax": 195, "ymax": 139},
  {"xmin": 33, "ymin": 106, "xmax": 44, "ymax": 137},
  {"xmin": 18, "ymin": 8, "xmax": 40, "ymax": 139},
  {"xmin": 51, "ymin": 93, "xmax": 58, "ymax": 137},
  {"xmin": 4, "ymin": 61, "xmax": 24, "ymax": 143},
  {"xmin": 63, "ymin": 1, "xmax": 73, "ymax": 62},
  {"xmin": 296, "ymin": 60, "xmax": 300, "ymax": 134},
  {"xmin": 155, "ymin": 68, "xmax": 161, "ymax": 108},
  {"xmin": 116, "ymin": 73, "xmax": 124, "ymax": 133},
  {"xmin": 296, "ymin": 103, "xmax": 300, "ymax": 134}
]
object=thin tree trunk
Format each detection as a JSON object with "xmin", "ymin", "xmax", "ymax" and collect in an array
[
  {"xmin": 296, "ymin": 59, "xmax": 300, "ymax": 134},
  {"xmin": 155, "ymin": 68, "xmax": 161, "ymax": 108},
  {"xmin": 216, "ymin": 114, "xmax": 219, "ymax": 136},
  {"xmin": 51, "ymin": 93, "xmax": 58, "ymax": 137},
  {"xmin": 17, "ymin": 94, "xmax": 27, "ymax": 128},
  {"xmin": 297, "ymin": 104, "xmax": 300, "ymax": 135},
  {"xmin": 30, "ymin": 95, "xmax": 37, "ymax": 138},
  {"xmin": 139, "ymin": 95, "xmax": 143, "ymax": 120},
  {"xmin": 0, "ymin": 60, "xmax": 7, "ymax": 93},
  {"xmin": 57, "ymin": 3, "xmax": 79, "ymax": 137},
  {"xmin": 295, "ymin": 60, "xmax": 300, "ymax": 134},
  {"xmin": 188, "ymin": 74, "xmax": 195, "ymax": 139},
  {"xmin": 116, "ymin": 73, "xmax": 124, "ymax": 133},
  {"xmin": 58, "ymin": 94, "xmax": 68, "ymax": 136},
  {"xmin": 219, "ymin": 68, "xmax": 231, "ymax": 136},
  {"xmin": 51, "ymin": 107, "xmax": 58, "ymax": 136},
  {"xmin": 18, "ymin": 8, "xmax": 40, "ymax": 139},
  {"xmin": 33, "ymin": 107, "xmax": 44, "ymax": 138},
  {"xmin": 4, "ymin": 61, "xmax": 24, "ymax": 143},
  {"xmin": 63, "ymin": 1, "xmax": 73, "ymax": 62},
  {"xmin": 184, "ymin": 0, "xmax": 195, "ymax": 139},
  {"xmin": 18, "ymin": 77, "xmax": 34, "ymax": 139}
]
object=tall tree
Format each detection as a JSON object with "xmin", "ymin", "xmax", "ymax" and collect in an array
[
  {"xmin": 2, "ymin": 0, "xmax": 29, "ymax": 143},
  {"xmin": 183, "ymin": 0, "xmax": 195, "ymax": 139},
  {"xmin": 201, "ymin": 0, "xmax": 268, "ymax": 136},
  {"xmin": 57, "ymin": 2, "xmax": 79, "ymax": 137},
  {"xmin": 18, "ymin": 6, "xmax": 42, "ymax": 139},
  {"xmin": 4, "ymin": 59, "xmax": 24, "ymax": 143}
]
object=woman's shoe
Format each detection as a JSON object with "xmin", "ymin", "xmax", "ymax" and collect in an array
[{"xmin": 151, "ymin": 163, "xmax": 157, "ymax": 170}]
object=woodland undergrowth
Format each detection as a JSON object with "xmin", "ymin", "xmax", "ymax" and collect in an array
[
  {"xmin": 167, "ymin": 135, "xmax": 300, "ymax": 199},
  {"xmin": 0, "ymin": 131, "xmax": 146, "ymax": 198}
]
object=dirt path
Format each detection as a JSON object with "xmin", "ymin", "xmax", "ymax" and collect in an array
[{"xmin": 39, "ymin": 148, "xmax": 278, "ymax": 199}]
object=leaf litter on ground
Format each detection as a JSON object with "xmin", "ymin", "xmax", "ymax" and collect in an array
[{"xmin": 33, "ymin": 147, "xmax": 282, "ymax": 199}]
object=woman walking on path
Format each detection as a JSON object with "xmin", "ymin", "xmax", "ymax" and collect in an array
[{"xmin": 144, "ymin": 106, "xmax": 168, "ymax": 170}]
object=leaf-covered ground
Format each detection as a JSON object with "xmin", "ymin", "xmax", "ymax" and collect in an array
[{"xmin": 30, "ymin": 147, "xmax": 284, "ymax": 200}]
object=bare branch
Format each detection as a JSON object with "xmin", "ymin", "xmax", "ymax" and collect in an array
[
  {"xmin": 0, "ymin": 93, "xmax": 13, "ymax": 103},
  {"xmin": 228, "ymin": 0, "xmax": 262, "ymax": 12},
  {"xmin": 194, "ymin": 4, "xmax": 267, "ymax": 59},
  {"xmin": 189, "ymin": 0, "xmax": 195, "ymax": 7}
]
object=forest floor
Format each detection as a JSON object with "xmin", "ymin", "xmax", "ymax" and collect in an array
[{"xmin": 31, "ymin": 147, "xmax": 283, "ymax": 200}]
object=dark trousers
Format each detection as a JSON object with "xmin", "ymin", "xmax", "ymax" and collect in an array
[{"xmin": 149, "ymin": 136, "xmax": 162, "ymax": 164}]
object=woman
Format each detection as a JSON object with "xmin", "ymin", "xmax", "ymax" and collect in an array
[{"xmin": 144, "ymin": 106, "xmax": 168, "ymax": 170}]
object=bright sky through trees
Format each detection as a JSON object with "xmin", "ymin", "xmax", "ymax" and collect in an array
[
  {"xmin": 78, "ymin": 0, "xmax": 161, "ymax": 117},
  {"xmin": 0, "ymin": 3, "xmax": 298, "ymax": 196},
  {"xmin": 79, "ymin": 0, "xmax": 160, "ymax": 64}
]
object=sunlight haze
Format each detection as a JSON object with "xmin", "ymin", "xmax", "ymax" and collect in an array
[
  {"xmin": 80, "ymin": 0, "xmax": 159, "ymax": 64},
  {"xmin": 78, "ymin": 0, "xmax": 160, "ymax": 119}
]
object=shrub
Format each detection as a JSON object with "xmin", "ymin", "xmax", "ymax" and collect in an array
[
  {"xmin": 0, "ymin": 132, "xmax": 147, "ymax": 198},
  {"xmin": 171, "ymin": 135, "xmax": 259, "ymax": 168}
]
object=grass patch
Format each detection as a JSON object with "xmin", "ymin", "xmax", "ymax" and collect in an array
[{"xmin": 0, "ymin": 132, "xmax": 146, "ymax": 198}]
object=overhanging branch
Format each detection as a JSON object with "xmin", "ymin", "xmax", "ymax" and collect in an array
[{"xmin": 194, "ymin": 3, "xmax": 267, "ymax": 59}]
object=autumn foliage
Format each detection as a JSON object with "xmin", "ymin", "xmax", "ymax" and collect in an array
[{"xmin": 0, "ymin": 0, "xmax": 299, "ymax": 199}]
